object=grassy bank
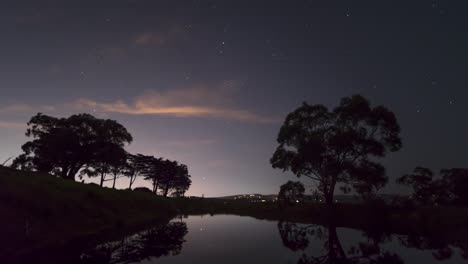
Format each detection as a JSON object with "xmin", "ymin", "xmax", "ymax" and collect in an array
[{"xmin": 0, "ymin": 166, "xmax": 177, "ymax": 259}]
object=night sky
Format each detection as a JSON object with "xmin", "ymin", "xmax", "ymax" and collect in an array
[{"xmin": 0, "ymin": 0, "xmax": 467, "ymax": 197}]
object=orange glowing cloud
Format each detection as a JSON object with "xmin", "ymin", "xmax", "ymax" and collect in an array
[
  {"xmin": 0, "ymin": 81, "xmax": 278, "ymax": 124},
  {"xmin": 74, "ymin": 83, "xmax": 277, "ymax": 123}
]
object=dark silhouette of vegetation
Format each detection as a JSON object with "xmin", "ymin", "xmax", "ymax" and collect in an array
[
  {"xmin": 440, "ymin": 168, "xmax": 468, "ymax": 205},
  {"xmin": 271, "ymin": 95, "xmax": 402, "ymax": 207},
  {"xmin": 131, "ymin": 155, "xmax": 192, "ymax": 197},
  {"xmin": 398, "ymin": 233, "xmax": 468, "ymax": 261},
  {"xmin": 80, "ymin": 145, "xmax": 129, "ymax": 188},
  {"xmin": 133, "ymin": 187, "xmax": 153, "ymax": 193},
  {"xmin": 126, "ymin": 154, "xmax": 146, "ymax": 189},
  {"xmin": 10, "ymin": 113, "xmax": 192, "ymax": 194},
  {"xmin": 81, "ymin": 221, "xmax": 188, "ymax": 263},
  {"xmin": 397, "ymin": 167, "xmax": 468, "ymax": 206},
  {"xmin": 278, "ymin": 181, "xmax": 305, "ymax": 206},
  {"xmin": 278, "ymin": 221, "xmax": 404, "ymax": 264},
  {"xmin": 11, "ymin": 113, "xmax": 133, "ymax": 181}
]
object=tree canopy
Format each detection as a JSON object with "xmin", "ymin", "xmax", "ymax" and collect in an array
[
  {"xmin": 278, "ymin": 181, "xmax": 305, "ymax": 206},
  {"xmin": 130, "ymin": 155, "xmax": 192, "ymax": 197},
  {"xmin": 12, "ymin": 113, "xmax": 133, "ymax": 181},
  {"xmin": 271, "ymin": 95, "xmax": 402, "ymax": 206},
  {"xmin": 397, "ymin": 167, "xmax": 468, "ymax": 206}
]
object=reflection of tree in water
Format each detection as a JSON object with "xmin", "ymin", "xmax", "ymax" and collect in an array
[
  {"xmin": 80, "ymin": 221, "xmax": 188, "ymax": 264},
  {"xmin": 278, "ymin": 222, "xmax": 403, "ymax": 264},
  {"xmin": 397, "ymin": 233, "xmax": 468, "ymax": 261}
]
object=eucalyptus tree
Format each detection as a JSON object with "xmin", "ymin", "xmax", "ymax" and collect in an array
[{"xmin": 271, "ymin": 95, "xmax": 402, "ymax": 207}]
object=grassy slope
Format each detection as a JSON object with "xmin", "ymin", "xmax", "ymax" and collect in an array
[{"xmin": 0, "ymin": 166, "xmax": 177, "ymax": 258}]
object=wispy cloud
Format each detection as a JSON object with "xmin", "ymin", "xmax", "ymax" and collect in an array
[
  {"xmin": 0, "ymin": 103, "xmax": 55, "ymax": 114},
  {"xmin": 0, "ymin": 121, "xmax": 26, "ymax": 129},
  {"xmin": 0, "ymin": 81, "xmax": 278, "ymax": 124},
  {"xmin": 134, "ymin": 24, "xmax": 186, "ymax": 46},
  {"xmin": 73, "ymin": 81, "xmax": 278, "ymax": 123}
]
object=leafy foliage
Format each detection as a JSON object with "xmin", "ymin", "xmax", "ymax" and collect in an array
[
  {"xmin": 271, "ymin": 95, "xmax": 402, "ymax": 205},
  {"xmin": 397, "ymin": 167, "xmax": 468, "ymax": 206},
  {"xmin": 278, "ymin": 181, "xmax": 305, "ymax": 206},
  {"xmin": 11, "ymin": 113, "xmax": 133, "ymax": 181}
]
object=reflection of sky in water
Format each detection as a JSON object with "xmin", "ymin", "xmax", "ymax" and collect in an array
[
  {"xmin": 152, "ymin": 215, "xmax": 300, "ymax": 264},
  {"xmin": 142, "ymin": 215, "xmax": 465, "ymax": 264}
]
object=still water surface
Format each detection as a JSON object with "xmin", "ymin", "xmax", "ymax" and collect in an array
[{"xmin": 80, "ymin": 215, "xmax": 466, "ymax": 263}]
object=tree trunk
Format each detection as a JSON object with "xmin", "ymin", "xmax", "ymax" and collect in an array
[
  {"xmin": 325, "ymin": 192, "xmax": 334, "ymax": 206},
  {"xmin": 61, "ymin": 166, "xmax": 72, "ymax": 180},
  {"xmin": 152, "ymin": 179, "xmax": 159, "ymax": 194},
  {"xmin": 129, "ymin": 175, "xmax": 134, "ymax": 189},
  {"xmin": 64, "ymin": 163, "xmax": 81, "ymax": 181},
  {"xmin": 112, "ymin": 174, "xmax": 117, "ymax": 189},
  {"xmin": 163, "ymin": 185, "xmax": 169, "ymax": 197},
  {"xmin": 100, "ymin": 173, "xmax": 105, "ymax": 187},
  {"xmin": 328, "ymin": 224, "xmax": 346, "ymax": 261}
]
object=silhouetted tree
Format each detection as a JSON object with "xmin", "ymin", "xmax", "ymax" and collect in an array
[
  {"xmin": 278, "ymin": 181, "xmax": 305, "ymax": 206},
  {"xmin": 159, "ymin": 160, "xmax": 179, "ymax": 197},
  {"xmin": 171, "ymin": 164, "xmax": 192, "ymax": 197},
  {"xmin": 440, "ymin": 168, "xmax": 468, "ymax": 205},
  {"xmin": 108, "ymin": 154, "xmax": 132, "ymax": 189},
  {"xmin": 396, "ymin": 167, "xmax": 468, "ymax": 206},
  {"xmin": 160, "ymin": 161, "xmax": 191, "ymax": 197},
  {"xmin": 397, "ymin": 167, "xmax": 437, "ymax": 206},
  {"xmin": 80, "ymin": 143, "xmax": 128, "ymax": 187},
  {"xmin": 126, "ymin": 154, "xmax": 147, "ymax": 189},
  {"xmin": 139, "ymin": 156, "xmax": 166, "ymax": 194},
  {"xmin": 271, "ymin": 95, "xmax": 402, "ymax": 207},
  {"xmin": 11, "ymin": 113, "xmax": 132, "ymax": 181},
  {"xmin": 137, "ymin": 157, "xmax": 191, "ymax": 197}
]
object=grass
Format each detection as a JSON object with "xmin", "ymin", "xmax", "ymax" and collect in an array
[{"xmin": 0, "ymin": 166, "xmax": 177, "ymax": 259}]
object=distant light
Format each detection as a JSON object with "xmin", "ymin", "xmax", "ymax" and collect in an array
[
  {"xmin": 296, "ymin": 200, "xmax": 299, "ymax": 203},
  {"xmin": 261, "ymin": 200, "xmax": 266, "ymax": 202}
]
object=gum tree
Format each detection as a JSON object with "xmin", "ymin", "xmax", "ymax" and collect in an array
[{"xmin": 271, "ymin": 95, "xmax": 402, "ymax": 207}]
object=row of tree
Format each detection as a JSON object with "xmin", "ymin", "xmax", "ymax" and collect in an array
[
  {"xmin": 272, "ymin": 95, "xmax": 467, "ymax": 207},
  {"xmin": 11, "ymin": 113, "xmax": 191, "ymax": 197},
  {"xmin": 397, "ymin": 167, "xmax": 468, "ymax": 206}
]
